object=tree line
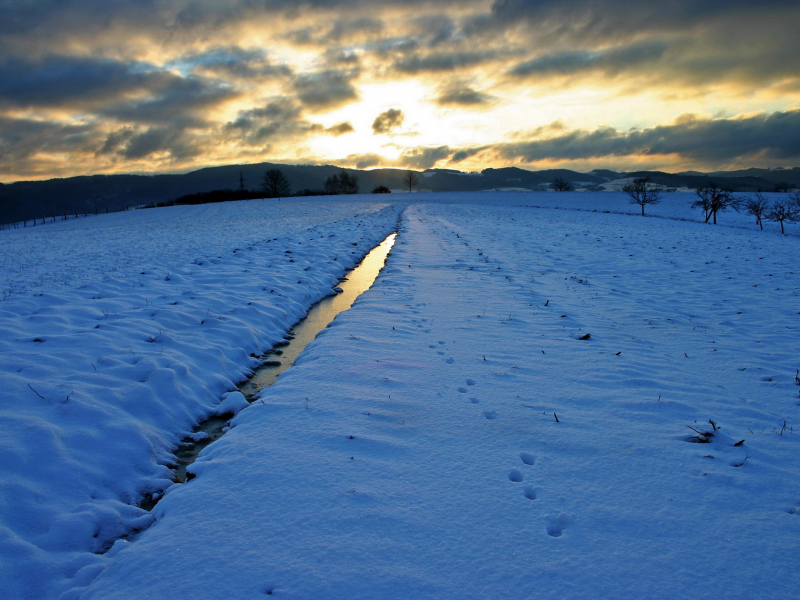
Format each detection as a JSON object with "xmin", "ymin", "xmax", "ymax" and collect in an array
[{"xmin": 623, "ymin": 177, "xmax": 800, "ymax": 234}]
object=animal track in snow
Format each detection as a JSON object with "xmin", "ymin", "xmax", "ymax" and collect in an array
[
  {"xmin": 508, "ymin": 469, "xmax": 524, "ymax": 482},
  {"xmin": 445, "ymin": 357, "xmax": 455, "ymax": 364},
  {"xmin": 520, "ymin": 453, "xmax": 536, "ymax": 465},
  {"xmin": 523, "ymin": 487, "xmax": 537, "ymax": 500},
  {"xmin": 546, "ymin": 513, "xmax": 574, "ymax": 537},
  {"xmin": 466, "ymin": 379, "xmax": 476, "ymax": 386},
  {"xmin": 483, "ymin": 410, "xmax": 498, "ymax": 419},
  {"xmin": 469, "ymin": 397, "xmax": 480, "ymax": 404},
  {"xmin": 457, "ymin": 387, "xmax": 467, "ymax": 393}
]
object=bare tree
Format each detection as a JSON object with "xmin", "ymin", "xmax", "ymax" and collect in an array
[
  {"xmin": 765, "ymin": 199, "xmax": 800, "ymax": 234},
  {"xmin": 324, "ymin": 170, "xmax": 359, "ymax": 195},
  {"xmin": 743, "ymin": 193, "xmax": 770, "ymax": 230},
  {"xmin": 691, "ymin": 182, "xmax": 738, "ymax": 224},
  {"xmin": 261, "ymin": 169, "xmax": 291, "ymax": 199},
  {"xmin": 551, "ymin": 177, "xmax": 572, "ymax": 192},
  {"xmin": 622, "ymin": 177, "xmax": 662, "ymax": 216},
  {"xmin": 791, "ymin": 190, "xmax": 800, "ymax": 210},
  {"xmin": 324, "ymin": 175, "xmax": 339, "ymax": 195},
  {"xmin": 403, "ymin": 171, "xmax": 418, "ymax": 193}
]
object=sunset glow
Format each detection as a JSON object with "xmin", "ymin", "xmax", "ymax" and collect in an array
[{"xmin": 1, "ymin": 1, "xmax": 799, "ymax": 181}]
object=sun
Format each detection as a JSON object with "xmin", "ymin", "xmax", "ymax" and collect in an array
[{"xmin": 306, "ymin": 79, "xmax": 444, "ymax": 161}]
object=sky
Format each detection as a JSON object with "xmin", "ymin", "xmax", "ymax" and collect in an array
[{"xmin": 1, "ymin": 0, "xmax": 799, "ymax": 182}]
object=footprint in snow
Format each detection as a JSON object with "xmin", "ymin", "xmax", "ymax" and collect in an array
[
  {"xmin": 470, "ymin": 397, "xmax": 480, "ymax": 404},
  {"xmin": 520, "ymin": 452, "xmax": 536, "ymax": 465},
  {"xmin": 445, "ymin": 357, "xmax": 455, "ymax": 364},
  {"xmin": 508, "ymin": 469, "xmax": 524, "ymax": 482},
  {"xmin": 483, "ymin": 410, "xmax": 498, "ymax": 419},
  {"xmin": 466, "ymin": 379, "xmax": 476, "ymax": 386},
  {"xmin": 523, "ymin": 486, "xmax": 537, "ymax": 500},
  {"xmin": 546, "ymin": 513, "xmax": 575, "ymax": 537},
  {"xmin": 457, "ymin": 387, "xmax": 468, "ymax": 393}
]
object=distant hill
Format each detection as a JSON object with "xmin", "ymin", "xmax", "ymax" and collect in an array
[
  {"xmin": 0, "ymin": 162, "xmax": 794, "ymax": 225},
  {"xmin": 679, "ymin": 167, "xmax": 800, "ymax": 186}
]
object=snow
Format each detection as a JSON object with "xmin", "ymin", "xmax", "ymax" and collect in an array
[
  {"xmin": 2, "ymin": 192, "xmax": 800, "ymax": 599},
  {"xmin": 0, "ymin": 198, "xmax": 399, "ymax": 599}
]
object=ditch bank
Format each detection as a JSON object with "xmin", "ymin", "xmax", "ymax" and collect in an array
[{"xmin": 142, "ymin": 232, "xmax": 397, "ymax": 506}]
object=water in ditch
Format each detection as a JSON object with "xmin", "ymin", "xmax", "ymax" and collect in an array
[{"xmin": 145, "ymin": 232, "xmax": 397, "ymax": 504}]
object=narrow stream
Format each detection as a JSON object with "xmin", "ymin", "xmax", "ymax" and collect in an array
[{"xmin": 143, "ymin": 232, "xmax": 397, "ymax": 507}]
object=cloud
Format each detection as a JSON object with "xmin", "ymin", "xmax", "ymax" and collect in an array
[
  {"xmin": 508, "ymin": 42, "xmax": 667, "ymax": 79},
  {"xmin": 325, "ymin": 18, "xmax": 384, "ymax": 42},
  {"xmin": 0, "ymin": 56, "xmax": 162, "ymax": 108},
  {"xmin": 435, "ymin": 82, "xmax": 493, "ymax": 106},
  {"xmin": 490, "ymin": 109, "xmax": 800, "ymax": 163},
  {"xmin": 372, "ymin": 109, "xmax": 404, "ymax": 134},
  {"xmin": 489, "ymin": 0, "xmax": 797, "ymax": 39},
  {"xmin": 449, "ymin": 147, "xmax": 484, "ymax": 163},
  {"xmin": 1, "ymin": 0, "xmax": 799, "ymax": 180},
  {"xmin": 338, "ymin": 153, "xmax": 384, "ymax": 169},
  {"xmin": 335, "ymin": 145, "xmax": 454, "ymax": 169},
  {"xmin": 394, "ymin": 50, "xmax": 499, "ymax": 74},
  {"xmin": 325, "ymin": 121, "xmax": 355, "ymax": 136},
  {"xmin": 0, "ymin": 115, "xmax": 98, "ymax": 160},
  {"xmin": 174, "ymin": 47, "xmax": 292, "ymax": 80},
  {"xmin": 397, "ymin": 145, "xmax": 452, "ymax": 169},
  {"xmin": 122, "ymin": 127, "xmax": 181, "ymax": 159},
  {"xmin": 101, "ymin": 75, "xmax": 238, "ymax": 126},
  {"xmin": 484, "ymin": 0, "xmax": 800, "ymax": 87},
  {"xmin": 97, "ymin": 127, "xmax": 135, "ymax": 155},
  {"xmin": 225, "ymin": 98, "xmax": 306, "ymax": 145},
  {"xmin": 292, "ymin": 69, "xmax": 359, "ymax": 109}
]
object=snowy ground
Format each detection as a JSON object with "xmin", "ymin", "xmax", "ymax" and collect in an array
[{"xmin": 2, "ymin": 193, "xmax": 799, "ymax": 599}]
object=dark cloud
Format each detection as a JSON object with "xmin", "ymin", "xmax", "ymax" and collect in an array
[
  {"xmin": 339, "ymin": 153, "xmax": 384, "ymax": 169},
  {"xmin": 0, "ymin": 115, "xmax": 98, "ymax": 161},
  {"xmin": 394, "ymin": 50, "xmax": 499, "ymax": 74},
  {"xmin": 435, "ymin": 82, "xmax": 493, "ymax": 106},
  {"xmin": 337, "ymin": 145, "xmax": 454, "ymax": 169},
  {"xmin": 372, "ymin": 109, "xmax": 404, "ymax": 134},
  {"xmin": 484, "ymin": 0, "xmax": 800, "ymax": 86},
  {"xmin": 292, "ymin": 69, "xmax": 359, "ymax": 109},
  {"xmin": 175, "ymin": 47, "xmax": 292, "ymax": 80},
  {"xmin": 410, "ymin": 15, "xmax": 457, "ymax": 47},
  {"xmin": 373, "ymin": 37, "xmax": 420, "ymax": 55},
  {"xmin": 97, "ymin": 128, "xmax": 135, "ymax": 156},
  {"xmin": 490, "ymin": 110, "xmax": 800, "ymax": 163},
  {"xmin": 225, "ymin": 99, "xmax": 351, "ymax": 145},
  {"xmin": 0, "ymin": 54, "xmax": 238, "ymax": 130},
  {"xmin": 325, "ymin": 18, "xmax": 384, "ymax": 41},
  {"xmin": 123, "ymin": 127, "xmax": 180, "ymax": 159},
  {"xmin": 225, "ymin": 98, "xmax": 306, "ymax": 145},
  {"xmin": 489, "ymin": 0, "xmax": 797, "ymax": 39},
  {"xmin": 397, "ymin": 145, "xmax": 452, "ymax": 169},
  {"xmin": 0, "ymin": 56, "xmax": 161, "ymax": 108},
  {"xmin": 325, "ymin": 122, "xmax": 355, "ymax": 136},
  {"xmin": 323, "ymin": 49, "xmax": 362, "ymax": 66},
  {"xmin": 508, "ymin": 42, "xmax": 667, "ymax": 79},
  {"xmin": 449, "ymin": 147, "xmax": 484, "ymax": 163},
  {"xmin": 102, "ymin": 76, "xmax": 237, "ymax": 126}
]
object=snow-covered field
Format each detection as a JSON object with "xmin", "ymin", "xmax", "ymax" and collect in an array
[{"xmin": 2, "ymin": 192, "xmax": 799, "ymax": 599}]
